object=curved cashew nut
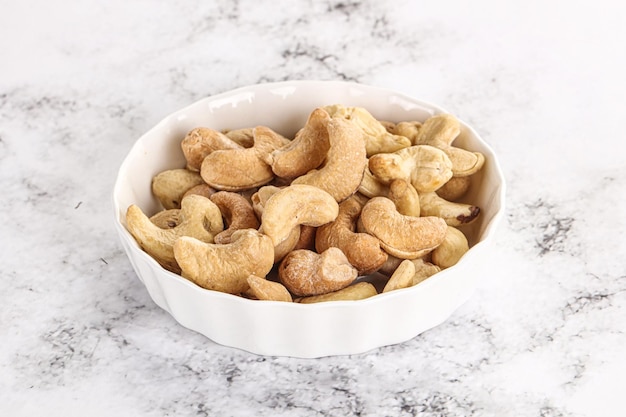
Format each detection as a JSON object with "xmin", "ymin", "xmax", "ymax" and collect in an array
[
  {"xmin": 126, "ymin": 195, "xmax": 224, "ymax": 272},
  {"xmin": 298, "ymin": 282, "xmax": 377, "ymax": 303},
  {"xmin": 431, "ymin": 226, "xmax": 469, "ymax": 269},
  {"xmin": 152, "ymin": 169, "xmax": 205, "ymax": 209},
  {"xmin": 382, "ymin": 259, "xmax": 415, "ymax": 293},
  {"xmin": 251, "ymin": 185, "xmax": 283, "ymax": 219},
  {"xmin": 419, "ymin": 191, "xmax": 480, "ymax": 226},
  {"xmin": 324, "ymin": 104, "xmax": 411, "ymax": 156},
  {"xmin": 315, "ymin": 196, "xmax": 388, "ymax": 275},
  {"xmin": 261, "ymin": 184, "xmax": 339, "ymax": 247},
  {"xmin": 265, "ymin": 107, "xmax": 331, "ymax": 179},
  {"xmin": 200, "ymin": 126, "xmax": 290, "ymax": 191},
  {"xmin": 378, "ymin": 255, "xmax": 441, "ymax": 285},
  {"xmin": 357, "ymin": 196, "xmax": 447, "ymax": 259},
  {"xmin": 388, "ymin": 179, "xmax": 420, "ymax": 217},
  {"xmin": 368, "ymin": 145, "xmax": 453, "ymax": 193},
  {"xmin": 278, "ymin": 247, "xmax": 358, "ymax": 297},
  {"xmin": 173, "ymin": 229, "xmax": 275, "ymax": 294},
  {"xmin": 209, "ymin": 191, "xmax": 260, "ymax": 244},
  {"xmin": 435, "ymin": 176, "xmax": 471, "ymax": 201},
  {"xmin": 383, "ymin": 120, "xmax": 423, "ymax": 145},
  {"xmin": 358, "ymin": 165, "xmax": 389, "ymax": 198},
  {"xmin": 415, "ymin": 114, "xmax": 485, "ymax": 177},
  {"xmin": 246, "ymin": 275, "xmax": 293, "ymax": 302},
  {"xmin": 223, "ymin": 127, "xmax": 254, "ymax": 148},
  {"xmin": 181, "ymin": 127, "xmax": 243, "ymax": 172},
  {"xmin": 291, "ymin": 117, "xmax": 367, "ymax": 202}
]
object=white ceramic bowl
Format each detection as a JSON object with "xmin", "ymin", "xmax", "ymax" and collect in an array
[{"xmin": 113, "ymin": 80, "xmax": 505, "ymax": 358}]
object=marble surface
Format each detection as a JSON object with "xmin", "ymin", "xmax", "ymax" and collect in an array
[{"xmin": 1, "ymin": 0, "xmax": 624, "ymax": 415}]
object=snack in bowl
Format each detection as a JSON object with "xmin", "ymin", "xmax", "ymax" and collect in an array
[{"xmin": 113, "ymin": 81, "xmax": 505, "ymax": 357}]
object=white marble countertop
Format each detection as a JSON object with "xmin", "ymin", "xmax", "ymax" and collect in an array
[{"xmin": 1, "ymin": 0, "xmax": 624, "ymax": 415}]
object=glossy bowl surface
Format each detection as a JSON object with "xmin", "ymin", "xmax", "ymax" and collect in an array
[{"xmin": 113, "ymin": 80, "xmax": 505, "ymax": 358}]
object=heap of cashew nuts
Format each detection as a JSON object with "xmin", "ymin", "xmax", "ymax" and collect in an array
[{"xmin": 125, "ymin": 105, "xmax": 485, "ymax": 303}]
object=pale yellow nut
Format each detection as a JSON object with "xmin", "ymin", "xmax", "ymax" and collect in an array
[
  {"xmin": 265, "ymin": 107, "xmax": 331, "ymax": 179},
  {"xmin": 261, "ymin": 184, "xmax": 339, "ymax": 247},
  {"xmin": 358, "ymin": 197, "xmax": 447, "ymax": 259},
  {"xmin": 209, "ymin": 191, "xmax": 260, "ymax": 244},
  {"xmin": 384, "ymin": 121, "xmax": 422, "ymax": 145},
  {"xmin": 414, "ymin": 114, "xmax": 485, "ymax": 177},
  {"xmin": 358, "ymin": 165, "xmax": 389, "ymax": 198},
  {"xmin": 278, "ymin": 248, "xmax": 358, "ymax": 297},
  {"xmin": 200, "ymin": 126, "xmax": 290, "ymax": 191},
  {"xmin": 368, "ymin": 145, "xmax": 453, "ymax": 193},
  {"xmin": 173, "ymin": 229, "xmax": 274, "ymax": 294},
  {"xmin": 152, "ymin": 169, "xmax": 205, "ymax": 210},
  {"xmin": 222, "ymin": 127, "xmax": 254, "ymax": 148},
  {"xmin": 382, "ymin": 259, "xmax": 416, "ymax": 293},
  {"xmin": 315, "ymin": 196, "xmax": 388, "ymax": 275},
  {"xmin": 419, "ymin": 192, "xmax": 480, "ymax": 226},
  {"xmin": 324, "ymin": 104, "xmax": 411, "ymax": 156},
  {"xmin": 250, "ymin": 185, "xmax": 283, "ymax": 219},
  {"xmin": 126, "ymin": 195, "xmax": 224, "ymax": 273},
  {"xmin": 436, "ymin": 176, "xmax": 471, "ymax": 201},
  {"xmin": 291, "ymin": 117, "xmax": 367, "ymax": 202},
  {"xmin": 181, "ymin": 127, "xmax": 242, "ymax": 172},
  {"xmin": 378, "ymin": 255, "xmax": 441, "ymax": 285},
  {"xmin": 388, "ymin": 179, "xmax": 420, "ymax": 217},
  {"xmin": 431, "ymin": 226, "xmax": 469, "ymax": 269},
  {"xmin": 298, "ymin": 282, "xmax": 378, "ymax": 304},
  {"xmin": 246, "ymin": 275, "xmax": 293, "ymax": 302}
]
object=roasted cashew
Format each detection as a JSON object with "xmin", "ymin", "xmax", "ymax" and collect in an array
[
  {"xmin": 278, "ymin": 247, "xmax": 358, "ymax": 297},
  {"xmin": 200, "ymin": 126, "xmax": 290, "ymax": 191},
  {"xmin": 357, "ymin": 197, "xmax": 447, "ymax": 259},
  {"xmin": 415, "ymin": 114, "xmax": 485, "ymax": 177},
  {"xmin": 251, "ymin": 185, "xmax": 282, "ymax": 219},
  {"xmin": 358, "ymin": 165, "xmax": 389, "ymax": 198},
  {"xmin": 383, "ymin": 120, "xmax": 423, "ymax": 145},
  {"xmin": 265, "ymin": 107, "xmax": 331, "ymax": 179},
  {"xmin": 315, "ymin": 196, "xmax": 388, "ymax": 275},
  {"xmin": 261, "ymin": 184, "xmax": 339, "ymax": 247},
  {"xmin": 419, "ymin": 192, "xmax": 480, "ymax": 226},
  {"xmin": 173, "ymin": 229, "xmax": 274, "ymax": 294},
  {"xmin": 152, "ymin": 169, "xmax": 205, "ymax": 209},
  {"xmin": 436, "ymin": 176, "xmax": 471, "ymax": 201},
  {"xmin": 126, "ymin": 195, "xmax": 224, "ymax": 272},
  {"xmin": 388, "ymin": 179, "xmax": 420, "ymax": 217},
  {"xmin": 291, "ymin": 117, "xmax": 367, "ymax": 202},
  {"xmin": 246, "ymin": 275, "xmax": 293, "ymax": 302},
  {"xmin": 209, "ymin": 191, "xmax": 261, "ymax": 244},
  {"xmin": 324, "ymin": 104, "xmax": 411, "ymax": 156},
  {"xmin": 298, "ymin": 282, "xmax": 377, "ymax": 303},
  {"xmin": 223, "ymin": 127, "xmax": 254, "ymax": 148},
  {"xmin": 431, "ymin": 226, "xmax": 469, "ymax": 269},
  {"xmin": 368, "ymin": 145, "xmax": 453, "ymax": 193},
  {"xmin": 181, "ymin": 127, "xmax": 242, "ymax": 172},
  {"xmin": 382, "ymin": 259, "xmax": 415, "ymax": 293}
]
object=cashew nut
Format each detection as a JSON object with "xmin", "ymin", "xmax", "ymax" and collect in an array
[
  {"xmin": 298, "ymin": 281, "xmax": 377, "ymax": 303},
  {"xmin": 382, "ymin": 259, "xmax": 415, "ymax": 293},
  {"xmin": 126, "ymin": 195, "xmax": 224, "ymax": 272},
  {"xmin": 278, "ymin": 247, "xmax": 358, "ymax": 297},
  {"xmin": 431, "ymin": 226, "xmax": 469, "ymax": 269},
  {"xmin": 315, "ymin": 196, "xmax": 388, "ymax": 275},
  {"xmin": 324, "ymin": 104, "xmax": 411, "ymax": 156},
  {"xmin": 200, "ymin": 126, "xmax": 290, "ymax": 191},
  {"xmin": 436, "ymin": 175, "xmax": 471, "ymax": 201},
  {"xmin": 378, "ymin": 255, "xmax": 441, "ymax": 285},
  {"xmin": 383, "ymin": 120, "xmax": 422, "ymax": 145},
  {"xmin": 291, "ymin": 117, "xmax": 367, "ymax": 202},
  {"xmin": 246, "ymin": 275, "xmax": 293, "ymax": 302},
  {"xmin": 358, "ymin": 197, "xmax": 447, "ymax": 259},
  {"xmin": 388, "ymin": 179, "xmax": 420, "ymax": 217},
  {"xmin": 152, "ymin": 169, "xmax": 206, "ymax": 209},
  {"xmin": 223, "ymin": 127, "xmax": 254, "ymax": 148},
  {"xmin": 358, "ymin": 165, "xmax": 389, "ymax": 198},
  {"xmin": 261, "ymin": 184, "xmax": 339, "ymax": 247},
  {"xmin": 209, "ymin": 191, "xmax": 260, "ymax": 244},
  {"xmin": 173, "ymin": 229, "xmax": 274, "ymax": 294},
  {"xmin": 415, "ymin": 114, "xmax": 485, "ymax": 177},
  {"xmin": 181, "ymin": 127, "xmax": 242, "ymax": 172},
  {"xmin": 419, "ymin": 191, "xmax": 480, "ymax": 226},
  {"xmin": 368, "ymin": 145, "xmax": 453, "ymax": 193},
  {"xmin": 182, "ymin": 183, "xmax": 217, "ymax": 200},
  {"xmin": 265, "ymin": 107, "xmax": 331, "ymax": 179}
]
